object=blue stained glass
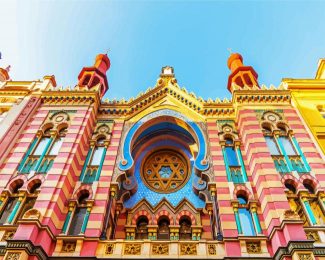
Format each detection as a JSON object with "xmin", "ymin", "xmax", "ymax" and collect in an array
[
  {"xmin": 279, "ymin": 137, "xmax": 297, "ymax": 156},
  {"xmin": 90, "ymin": 147, "xmax": 104, "ymax": 166},
  {"xmin": 159, "ymin": 166, "xmax": 172, "ymax": 178},
  {"xmin": 49, "ymin": 138, "xmax": 63, "ymax": 155},
  {"xmin": 238, "ymin": 208, "xmax": 256, "ymax": 236},
  {"xmin": 265, "ymin": 136, "xmax": 280, "ymax": 155},
  {"xmin": 33, "ymin": 137, "xmax": 50, "ymax": 156},
  {"xmin": 225, "ymin": 146, "xmax": 239, "ymax": 166}
]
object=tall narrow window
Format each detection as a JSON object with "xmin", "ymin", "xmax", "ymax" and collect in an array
[
  {"xmin": 262, "ymin": 119, "xmax": 309, "ymax": 174},
  {"xmin": 20, "ymin": 127, "xmax": 67, "ymax": 174},
  {"xmin": 136, "ymin": 216, "xmax": 149, "ymax": 239},
  {"xmin": 0, "ymin": 182, "xmax": 23, "ymax": 225},
  {"xmin": 67, "ymin": 193, "xmax": 90, "ymax": 236},
  {"xmin": 82, "ymin": 137, "xmax": 107, "ymax": 184},
  {"xmin": 237, "ymin": 196, "xmax": 256, "ymax": 236},
  {"xmin": 222, "ymin": 136, "xmax": 247, "ymax": 183}
]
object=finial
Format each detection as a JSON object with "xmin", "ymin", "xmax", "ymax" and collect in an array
[
  {"xmin": 106, "ymin": 48, "xmax": 111, "ymax": 55},
  {"xmin": 227, "ymin": 48, "xmax": 233, "ymax": 54}
]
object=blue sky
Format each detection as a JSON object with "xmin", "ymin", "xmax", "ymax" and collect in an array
[{"xmin": 1, "ymin": 0, "xmax": 325, "ymax": 100}]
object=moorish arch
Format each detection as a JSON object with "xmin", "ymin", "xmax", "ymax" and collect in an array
[{"xmin": 110, "ymin": 108, "xmax": 216, "ymax": 240}]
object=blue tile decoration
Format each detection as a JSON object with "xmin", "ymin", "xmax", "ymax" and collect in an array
[{"xmin": 124, "ymin": 140, "xmax": 205, "ymax": 209}]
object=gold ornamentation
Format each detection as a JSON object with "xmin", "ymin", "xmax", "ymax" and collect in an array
[
  {"xmin": 152, "ymin": 243, "xmax": 169, "ymax": 255},
  {"xmin": 141, "ymin": 150, "xmax": 189, "ymax": 193},
  {"xmin": 306, "ymin": 231, "xmax": 320, "ymax": 242},
  {"xmin": 61, "ymin": 241, "xmax": 76, "ymax": 253},
  {"xmin": 207, "ymin": 244, "xmax": 217, "ymax": 255},
  {"xmin": 180, "ymin": 243, "xmax": 197, "ymax": 255},
  {"xmin": 2, "ymin": 231, "xmax": 15, "ymax": 241},
  {"xmin": 22, "ymin": 208, "xmax": 41, "ymax": 220},
  {"xmin": 283, "ymin": 209, "xmax": 301, "ymax": 220},
  {"xmin": 298, "ymin": 254, "xmax": 313, "ymax": 260},
  {"xmin": 105, "ymin": 243, "xmax": 114, "ymax": 255},
  {"xmin": 6, "ymin": 253, "xmax": 20, "ymax": 260},
  {"xmin": 124, "ymin": 243, "xmax": 141, "ymax": 255},
  {"xmin": 246, "ymin": 241, "xmax": 261, "ymax": 254}
]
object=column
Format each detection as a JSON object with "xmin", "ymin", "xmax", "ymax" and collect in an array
[
  {"xmin": 7, "ymin": 192, "xmax": 25, "ymax": 224},
  {"xmin": 81, "ymin": 202, "xmax": 93, "ymax": 234},
  {"xmin": 18, "ymin": 134, "xmax": 39, "ymax": 172},
  {"xmin": 79, "ymin": 145, "xmax": 94, "ymax": 182},
  {"xmin": 235, "ymin": 144, "xmax": 248, "ymax": 182},
  {"xmin": 301, "ymin": 194, "xmax": 317, "ymax": 225},
  {"xmin": 34, "ymin": 131, "xmax": 57, "ymax": 173},
  {"xmin": 250, "ymin": 202, "xmax": 262, "ymax": 234},
  {"xmin": 291, "ymin": 135, "xmax": 311, "ymax": 172},
  {"xmin": 232, "ymin": 201, "xmax": 242, "ymax": 235},
  {"xmin": 221, "ymin": 146, "xmax": 231, "ymax": 181},
  {"xmin": 275, "ymin": 134, "xmax": 293, "ymax": 171},
  {"xmin": 95, "ymin": 146, "xmax": 107, "ymax": 181},
  {"xmin": 61, "ymin": 202, "xmax": 76, "ymax": 234}
]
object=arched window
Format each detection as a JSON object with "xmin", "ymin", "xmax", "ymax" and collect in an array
[
  {"xmin": 136, "ymin": 216, "xmax": 149, "ymax": 239},
  {"xmin": 221, "ymin": 135, "xmax": 247, "ymax": 184},
  {"xmin": 81, "ymin": 136, "xmax": 108, "ymax": 184},
  {"xmin": 66, "ymin": 192, "xmax": 90, "ymax": 236},
  {"xmin": 157, "ymin": 217, "xmax": 170, "ymax": 240},
  {"xmin": 19, "ymin": 127, "xmax": 67, "ymax": 174},
  {"xmin": 0, "ymin": 181, "xmax": 23, "ymax": 225},
  {"xmin": 237, "ymin": 196, "xmax": 256, "ymax": 236},
  {"xmin": 179, "ymin": 216, "xmax": 192, "ymax": 240},
  {"xmin": 261, "ymin": 119, "xmax": 309, "ymax": 174},
  {"xmin": 302, "ymin": 181, "xmax": 325, "ymax": 226}
]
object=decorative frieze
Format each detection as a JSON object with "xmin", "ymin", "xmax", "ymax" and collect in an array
[
  {"xmin": 180, "ymin": 243, "xmax": 197, "ymax": 255},
  {"xmin": 61, "ymin": 241, "xmax": 76, "ymax": 253},
  {"xmin": 124, "ymin": 243, "xmax": 141, "ymax": 255},
  {"xmin": 246, "ymin": 241, "xmax": 261, "ymax": 254},
  {"xmin": 151, "ymin": 243, "xmax": 169, "ymax": 255},
  {"xmin": 105, "ymin": 243, "xmax": 114, "ymax": 255}
]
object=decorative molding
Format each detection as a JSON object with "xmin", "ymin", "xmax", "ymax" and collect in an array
[
  {"xmin": 61, "ymin": 241, "xmax": 76, "ymax": 253},
  {"xmin": 246, "ymin": 241, "xmax": 261, "ymax": 254},
  {"xmin": 180, "ymin": 243, "xmax": 197, "ymax": 255},
  {"xmin": 105, "ymin": 243, "xmax": 114, "ymax": 255},
  {"xmin": 151, "ymin": 243, "xmax": 169, "ymax": 255},
  {"xmin": 123, "ymin": 243, "xmax": 141, "ymax": 255}
]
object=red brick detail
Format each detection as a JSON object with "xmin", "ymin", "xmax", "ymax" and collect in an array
[{"xmin": 176, "ymin": 210, "xmax": 196, "ymax": 225}]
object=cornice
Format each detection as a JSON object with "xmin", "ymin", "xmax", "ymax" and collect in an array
[{"xmin": 283, "ymin": 78, "xmax": 325, "ymax": 89}]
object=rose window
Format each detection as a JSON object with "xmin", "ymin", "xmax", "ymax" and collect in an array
[{"xmin": 141, "ymin": 150, "xmax": 189, "ymax": 193}]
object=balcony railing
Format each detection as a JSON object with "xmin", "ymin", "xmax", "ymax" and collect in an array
[
  {"xmin": 19, "ymin": 155, "xmax": 54, "ymax": 174},
  {"xmin": 289, "ymin": 155, "xmax": 308, "ymax": 173},
  {"xmin": 19, "ymin": 156, "xmax": 39, "ymax": 174},
  {"xmin": 82, "ymin": 166, "xmax": 98, "ymax": 184},
  {"xmin": 272, "ymin": 155, "xmax": 308, "ymax": 174},
  {"xmin": 229, "ymin": 166, "xmax": 244, "ymax": 184},
  {"xmin": 272, "ymin": 155, "xmax": 290, "ymax": 173},
  {"xmin": 38, "ymin": 155, "xmax": 55, "ymax": 174}
]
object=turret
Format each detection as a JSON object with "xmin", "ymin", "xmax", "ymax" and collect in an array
[
  {"xmin": 227, "ymin": 53, "xmax": 259, "ymax": 92},
  {"xmin": 77, "ymin": 54, "xmax": 110, "ymax": 98}
]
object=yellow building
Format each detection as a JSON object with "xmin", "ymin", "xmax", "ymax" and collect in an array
[{"xmin": 285, "ymin": 59, "xmax": 325, "ymax": 155}]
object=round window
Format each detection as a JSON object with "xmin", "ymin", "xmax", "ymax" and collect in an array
[{"xmin": 141, "ymin": 150, "xmax": 190, "ymax": 193}]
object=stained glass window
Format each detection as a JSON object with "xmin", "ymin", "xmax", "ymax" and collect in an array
[
  {"xmin": 0, "ymin": 197, "xmax": 18, "ymax": 224},
  {"xmin": 279, "ymin": 137, "xmax": 297, "ymax": 156},
  {"xmin": 265, "ymin": 136, "xmax": 280, "ymax": 155},
  {"xmin": 68, "ymin": 207, "xmax": 87, "ymax": 235},
  {"xmin": 33, "ymin": 137, "xmax": 50, "ymax": 156},
  {"xmin": 225, "ymin": 146, "xmax": 239, "ymax": 166},
  {"xmin": 90, "ymin": 147, "xmax": 105, "ymax": 166},
  {"xmin": 49, "ymin": 138, "xmax": 63, "ymax": 155},
  {"xmin": 142, "ymin": 150, "xmax": 189, "ymax": 193}
]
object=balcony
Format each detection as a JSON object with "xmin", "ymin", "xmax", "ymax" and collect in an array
[
  {"xmin": 82, "ymin": 166, "xmax": 98, "ymax": 184},
  {"xmin": 229, "ymin": 166, "xmax": 244, "ymax": 184}
]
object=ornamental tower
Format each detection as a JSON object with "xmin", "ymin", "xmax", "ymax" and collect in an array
[
  {"xmin": 227, "ymin": 52, "xmax": 259, "ymax": 92},
  {"xmin": 77, "ymin": 53, "xmax": 110, "ymax": 98}
]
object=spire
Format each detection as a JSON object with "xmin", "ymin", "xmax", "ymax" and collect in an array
[
  {"xmin": 227, "ymin": 53, "xmax": 259, "ymax": 92},
  {"xmin": 77, "ymin": 54, "xmax": 110, "ymax": 98},
  {"xmin": 0, "ymin": 65, "xmax": 10, "ymax": 82}
]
